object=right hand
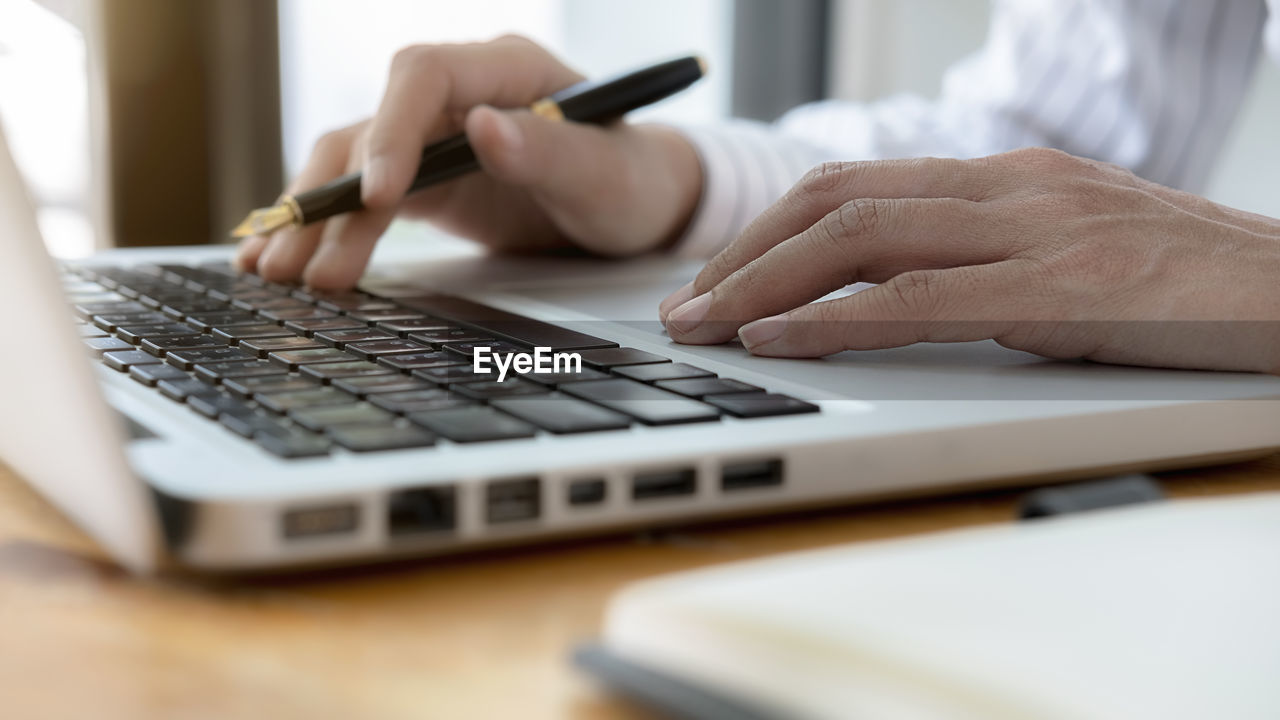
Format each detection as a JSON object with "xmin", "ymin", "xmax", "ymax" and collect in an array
[{"xmin": 235, "ymin": 35, "xmax": 704, "ymax": 289}]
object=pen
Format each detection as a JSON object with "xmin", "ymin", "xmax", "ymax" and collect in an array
[{"xmin": 231, "ymin": 55, "xmax": 707, "ymax": 239}]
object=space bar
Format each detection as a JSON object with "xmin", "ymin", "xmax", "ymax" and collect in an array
[{"xmin": 395, "ymin": 294, "xmax": 619, "ymax": 351}]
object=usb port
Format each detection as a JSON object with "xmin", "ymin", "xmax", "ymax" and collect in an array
[
  {"xmin": 721, "ymin": 459, "xmax": 785, "ymax": 492},
  {"xmin": 632, "ymin": 469, "xmax": 697, "ymax": 501},
  {"xmin": 487, "ymin": 478, "xmax": 541, "ymax": 524},
  {"xmin": 282, "ymin": 503, "xmax": 359, "ymax": 539},
  {"xmin": 387, "ymin": 486, "xmax": 456, "ymax": 537},
  {"xmin": 568, "ymin": 478, "xmax": 608, "ymax": 507}
]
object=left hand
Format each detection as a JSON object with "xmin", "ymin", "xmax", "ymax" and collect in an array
[{"xmin": 659, "ymin": 148, "xmax": 1280, "ymax": 374}]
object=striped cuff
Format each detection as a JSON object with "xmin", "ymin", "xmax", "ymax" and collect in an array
[{"xmin": 672, "ymin": 122, "xmax": 826, "ymax": 260}]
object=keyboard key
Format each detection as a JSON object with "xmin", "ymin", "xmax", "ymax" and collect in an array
[
  {"xmin": 78, "ymin": 325, "xmax": 109, "ymax": 339},
  {"xmin": 256, "ymin": 388, "xmax": 356, "ymax": 414},
  {"xmin": 655, "ymin": 378, "xmax": 762, "ymax": 399},
  {"xmin": 408, "ymin": 329, "xmax": 496, "ymax": 346},
  {"xmin": 300, "ymin": 361, "xmax": 397, "ymax": 382},
  {"xmin": 235, "ymin": 297, "xmax": 310, "ymax": 313},
  {"xmin": 223, "ymin": 375, "xmax": 318, "ymax": 399},
  {"xmin": 184, "ymin": 311, "xmax": 260, "ymax": 331},
  {"xmin": 452, "ymin": 379, "xmax": 550, "ymax": 401},
  {"xmin": 85, "ymin": 337, "xmax": 134, "ymax": 355},
  {"xmin": 75, "ymin": 300, "xmax": 149, "ymax": 319},
  {"xmin": 166, "ymin": 346, "xmax": 256, "ymax": 370},
  {"xmin": 333, "ymin": 375, "xmax": 434, "ymax": 397},
  {"xmin": 310, "ymin": 292, "xmax": 397, "ymax": 313},
  {"xmin": 289, "ymin": 403, "xmax": 397, "ymax": 432},
  {"xmin": 269, "ymin": 348, "xmax": 356, "ymax": 370},
  {"xmin": 161, "ymin": 299, "xmax": 231, "ymax": 318},
  {"xmin": 408, "ymin": 407, "xmax": 537, "ymax": 443},
  {"xmin": 284, "ymin": 317, "xmax": 368, "ymax": 336},
  {"xmin": 211, "ymin": 323, "xmax": 294, "ymax": 343},
  {"xmin": 397, "ymin": 295, "xmax": 618, "ymax": 351},
  {"xmin": 376, "ymin": 351, "xmax": 465, "ymax": 371},
  {"xmin": 255, "ymin": 427, "xmax": 332, "ymax": 459},
  {"xmin": 328, "ymin": 425, "xmax": 436, "ymax": 453},
  {"xmin": 92, "ymin": 311, "xmax": 169, "ymax": 331},
  {"xmin": 115, "ymin": 323, "xmax": 199, "ymax": 345},
  {"xmin": 314, "ymin": 329, "xmax": 397, "ymax": 349},
  {"xmin": 345, "ymin": 308, "xmax": 426, "ymax": 323},
  {"xmin": 705, "ymin": 393, "xmax": 820, "ymax": 418},
  {"xmin": 157, "ymin": 378, "xmax": 221, "ymax": 402},
  {"xmin": 368, "ymin": 389, "xmax": 473, "ymax": 414},
  {"xmin": 240, "ymin": 336, "xmax": 325, "ymax": 357},
  {"xmin": 562, "ymin": 379, "xmax": 721, "ymax": 426},
  {"xmin": 220, "ymin": 410, "xmax": 289, "ymax": 438},
  {"xmin": 346, "ymin": 339, "xmax": 431, "ymax": 360},
  {"xmin": 578, "ymin": 348, "xmax": 670, "ymax": 369},
  {"xmin": 192, "ymin": 359, "xmax": 289, "ymax": 383},
  {"xmin": 188, "ymin": 393, "xmax": 256, "ymax": 420},
  {"xmin": 614, "ymin": 363, "xmax": 716, "ymax": 383},
  {"xmin": 140, "ymin": 335, "xmax": 225, "ymax": 357},
  {"xmin": 375, "ymin": 318, "xmax": 455, "ymax": 336},
  {"xmin": 102, "ymin": 350, "xmax": 163, "ymax": 372},
  {"xmin": 259, "ymin": 307, "xmax": 340, "ymax": 322},
  {"xmin": 411, "ymin": 366, "xmax": 497, "ymax": 386},
  {"xmin": 129, "ymin": 363, "xmax": 191, "ymax": 387},
  {"xmin": 492, "ymin": 395, "xmax": 632, "ymax": 435},
  {"xmin": 517, "ymin": 367, "xmax": 611, "ymax": 387},
  {"xmin": 442, "ymin": 340, "xmax": 525, "ymax": 359}
]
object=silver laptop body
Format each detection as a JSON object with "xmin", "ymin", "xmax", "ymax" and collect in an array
[{"xmin": 3, "ymin": 128, "xmax": 1279, "ymax": 574}]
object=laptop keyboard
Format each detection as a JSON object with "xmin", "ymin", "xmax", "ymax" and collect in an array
[{"xmin": 65, "ymin": 262, "xmax": 819, "ymax": 459}]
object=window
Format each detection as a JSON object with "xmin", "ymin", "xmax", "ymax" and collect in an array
[
  {"xmin": 0, "ymin": 0, "xmax": 95, "ymax": 258},
  {"xmin": 277, "ymin": 0, "xmax": 734, "ymax": 176}
]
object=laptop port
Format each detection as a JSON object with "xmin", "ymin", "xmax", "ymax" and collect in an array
[
  {"xmin": 567, "ymin": 478, "xmax": 608, "ymax": 507},
  {"xmin": 282, "ymin": 503, "xmax": 360, "ymax": 539},
  {"xmin": 387, "ymin": 486, "xmax": 456, "ymax": 537},
  {"xmin": 487, "ymin": 478, "xmax": 541, "ymax": 524},
  {"xmin": 632, "ymin": 469, "xmax": 697, "ymax": 501},
  {"xmin": 721, "ymin": 459, "xmax": 784, "ymax": 492}
]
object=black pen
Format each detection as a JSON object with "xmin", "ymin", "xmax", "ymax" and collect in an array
[{"xmin": 231, "ymin": 55, "xmax": 707, "ymax": 238}]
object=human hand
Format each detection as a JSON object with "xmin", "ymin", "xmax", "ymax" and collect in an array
[
  {"xmin": 659, "ymin": 149, "xmax": 1280, "ymax": 374},
  {"xmin": 236, "ymin": 35, "xmax": 702, "ymax": 289}
]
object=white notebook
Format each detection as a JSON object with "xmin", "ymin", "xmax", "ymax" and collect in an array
[{"xmin": 586, "ymin": 494, "xmax": 1280, "ymax": 720}]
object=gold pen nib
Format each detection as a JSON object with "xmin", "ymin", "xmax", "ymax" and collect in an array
[{"xmin": 230, "ymin": 203, "xmax": 299, "ymax": 239}]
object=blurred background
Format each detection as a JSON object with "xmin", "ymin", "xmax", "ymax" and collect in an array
[{"xmin": 2, "ymin": 0, "xmax": 1277, "ymax": 258}]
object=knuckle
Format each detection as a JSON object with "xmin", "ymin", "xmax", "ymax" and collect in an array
[
  {"xmin": 884, "ymin": 269, "xmax": 948, "ymax": 318},
  {"xmin": 390, "ymin": 44, "xmax": 436, "ymax": 75},
  {"xmin": 490, "ymin": 33, "xmax": 536, "ymax": 49},
  {"xmin": 797, "ymin": 161, "xmax": 859, "ymax": 196},
  {"xmin": 834, "ymin": 198, "xmax": 887, "ymax": 242}
]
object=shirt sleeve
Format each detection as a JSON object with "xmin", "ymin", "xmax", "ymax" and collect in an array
[{"xmin": 674, "ymin": 0, "xmax": 1271, "ymax": 259}]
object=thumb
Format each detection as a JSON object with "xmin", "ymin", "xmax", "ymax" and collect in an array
[{"xmin": 465, "ymin": 104, "xmax": 630, "ymax": 216}]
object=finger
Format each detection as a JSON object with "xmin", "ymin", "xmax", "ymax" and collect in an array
[
  {"xmin": 738, "ymin": 262, "xmax": 1029, "ymax": 358},
  {"xmin": 257, "ymin": 123, "xmax": 364, "ymax": 283},
  {"xmin": 659, "ymin": 156, "xmax": 1001, "ymax": 318},
  {"xmin": 361, "ymin": 35, "xmax": 584, "ymax": 209},
  {"xmin": 234, "ymin": 234, "xmax": 270, "ymax": 273},
  {"xmin": 303, "ymin": 207, "xmax": 397, "ymax": 290},
  {"xmin": 665, "ymin": 197, "xmax": 1002, "ymax": 345}
]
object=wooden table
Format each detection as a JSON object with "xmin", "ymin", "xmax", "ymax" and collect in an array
[{"xmin": 3, "ymin": 456, "xmax": 1278, "ymax": 719}]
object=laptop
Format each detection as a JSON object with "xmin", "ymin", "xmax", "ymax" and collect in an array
[{"xmin": 4, "ymin": 127, "xmax": 1280, "ymax": 574}]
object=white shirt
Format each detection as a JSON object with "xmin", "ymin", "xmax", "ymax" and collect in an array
[{"xmin": 677, "ymin": 0, "xmax": 1280, "ymax": 258}]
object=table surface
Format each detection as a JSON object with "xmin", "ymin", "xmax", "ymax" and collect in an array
[{"xmin": 2, "ymin": 454, "xmax": 1278, "ymax": 720}]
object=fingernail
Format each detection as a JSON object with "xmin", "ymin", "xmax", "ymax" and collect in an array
[
  {"xmin": 666, "ymin": 293, "xmax": 712, "ymax": 335},
  {"xmin": 659, "ymin": 282, "xmax": 696, "ymax": 321},
  {"xmin": 739, "ymin": 315, "xmax": 788, "ymax": 350},
  {"xmin": 362, "ymin": 158, "xmax": 390, "ymax": 203}
]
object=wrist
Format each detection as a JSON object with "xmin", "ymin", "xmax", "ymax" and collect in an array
[{"xmin": 636, "ymin": 125, "xmax": 704, "ymax": 252}]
